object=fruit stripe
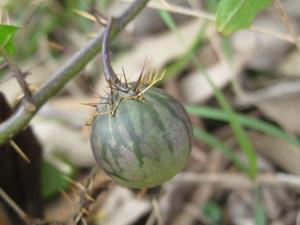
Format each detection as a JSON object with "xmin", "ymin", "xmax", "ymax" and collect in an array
[
  {"xmin": 96, "ymin": 116, "xmax": 126, "ymax": 176},
  {"xmin": 96, "ymin": 147, "xmax": 127, "ymax": 182},
  {"xmin": 120, "ymin": 103, "xmax": 145, "ymax": 167},
  {"xmin": 90, "ymin": 133, "xmax": 102, "ymax": 164},
  {"xmin": 146, "ymin": 91, "xmax": 192, "ymax": 147},
  {"xmin": 95, "ymin": 115, "xmax": 134, "ymax": 182},
  {"xmin": 107, "ymin": 115, "xmax": 123, "ymax": 171},
  {"xmin": 106, "ymin": 170, "xmax": 129, "ymax": 182},
  {"xmin": 172, "ymin": 100, "xmax": 193, "ymax": 143},
  {"xmin": 97, "ymin": 116, "xmax": 108, "ymax": 163},
  {"xmin": 142, "ymin": 100, "xmax": 175, "ymax": 154}
]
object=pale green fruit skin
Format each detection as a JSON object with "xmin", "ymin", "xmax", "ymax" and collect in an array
[{"xmin": 90, "ymin": 87, "xmax": 192, "ymax": 188}]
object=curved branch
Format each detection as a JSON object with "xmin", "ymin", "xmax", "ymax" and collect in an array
[
  {"xmin": 0, "ymin": 0, "xmax": 150, "ymax": 145},
  {"xmin": 102, "ymin": 18, "xmax": 119, "ymax": 84},
  {"xmin": 102, "ymin": 18, "xmax": 129, "ymax": 92}
]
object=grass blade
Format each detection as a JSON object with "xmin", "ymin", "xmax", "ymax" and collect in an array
[
  {"xmin": 186, "ymin": 105, "xmax": 300, "ymax": 149},
  {"xmin": 193, "ymin": 127, "xmax": 247, "ymax": 173},
  {"xmin": 255, "ymin": 188, "xmax": 266, "ymax": 225}
]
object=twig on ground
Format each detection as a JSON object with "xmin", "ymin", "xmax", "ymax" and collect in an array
[
  {"xmin": 70, "ymin": 167, "xmax": 98, "ymax": 224},
  {"xmin": 296, "ymin": 209, "xmax": 300, "ymax": 225},
  {"xmin": 145, "ymin": 210, "xmax": 156, "ymax": 225},
  {"xmin": 174, "ymin": 172, "xmax": 300, "ymax": 191},
  {"xmin": 207, "ymin": 30, "xmax": 245, "ymax": 98},
  {"xmin": 121, "ymin": 0, "xmax": 300, "ymax": 45},
  {"xmin": 158, "ymin": 0, "xmax": 214, "ymax": 20},
  {"xmin": 0, "ymin": 188, "xmax": 33, "ymax": 225},
  {"xmin": 173, "ymin": 151, "xmax": 223, "ymax": 225},
  {"xmin": 273, "ymin": 0, "xmax": 300, "ymax": 51},
  {"xmin": 152, "ymin": 199, "xmax": 164, "ymax": 225},
  {"xmin": 235, "ymin": 80, "xmax": 300, "ymax": 107}
]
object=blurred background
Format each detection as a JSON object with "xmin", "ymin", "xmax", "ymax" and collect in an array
[{"xmin": 1, "ymin": 0, "xmax": 300, "ymax": 224}]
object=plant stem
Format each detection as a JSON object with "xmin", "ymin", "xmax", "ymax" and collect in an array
[
  {"xmin": 102, "ymin": 19, "xmax": 117, "ymax": 83},
  {"xmin": 102, "ymin": 18, "xmax": 130, "ymax": 92},
  {"xmin": 0, "ymin": 50, "xmax": 35, "ymax": 112},
  {"xmin": 0, "ymin": 0, "xmax": 150, "ymax": 145}
]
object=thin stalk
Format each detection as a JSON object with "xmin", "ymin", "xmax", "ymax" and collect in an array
[{"xmin": 102, "ymin": 18, "xmax": 129, "ymax": 92}]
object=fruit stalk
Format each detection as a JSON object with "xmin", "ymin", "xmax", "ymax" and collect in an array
[{"xmin": 102, "ymin": 18, "xmax": 129, "ymax": 92}]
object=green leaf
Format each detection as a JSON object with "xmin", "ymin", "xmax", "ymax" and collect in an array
[
  {"xmin": 4, "ymin": 39, "xmax": 17, "ymax": 56},
  {"xmin": 216, "ymin": 0, "xmax": 271, "ymax": 36},
  {"xmin": 203, "ymin": 201, "xmax": 223, "ymax": 224},
  {"xmin": 186, "ymin": 105, "xmax": 300, "ymax": 149},
  {"xmin": 41, "ymin": 158, "xmax": 77, "ymax": 199},
  {"xmin": 0, "ymin": 24, "xmax": 19, "ymax": 56}
]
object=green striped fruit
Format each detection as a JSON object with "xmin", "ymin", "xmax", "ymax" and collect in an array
[{"xmin": 90, "ymin": 86, "xmax": 192, "ymax": 188}]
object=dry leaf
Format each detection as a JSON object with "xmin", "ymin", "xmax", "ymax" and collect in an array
[
  {"xmin": 258, "ymin": 93, "xmax": 300, "ymax": 135},
  {"xmin": 249, "ymin": 131, "xmax": 300, "ymax": 175}
]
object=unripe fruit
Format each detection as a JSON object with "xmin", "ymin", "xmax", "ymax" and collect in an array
[{"xmin": 90, "ymin": 85, "xmax": 192, "ymax": 188}]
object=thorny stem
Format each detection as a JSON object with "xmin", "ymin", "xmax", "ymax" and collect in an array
[
  {"xmin": 9, "ymin": 140, "xmax": 31, "ymax": 163},
  {"xmin": 1, "ymin": 50, "xmax": 35, "ymax": 111},
  {"xmin": 0, "ymin": 0, "xmax": 150, "ymax": 145},
  {"xmin": 89, "ymin": 9, "xmax": 108, "ymax": 26},
  {"xmin": 70, "ymin": 167, "xmax": 98, "ymax": 224}
]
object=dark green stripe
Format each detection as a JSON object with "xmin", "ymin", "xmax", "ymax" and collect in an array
[
  {"xmin": 97, "ymin": 116, "xmax": 108, "ymax": 163},
  {"xmin": 139, "ymin": 107, "xmax": 161, "ymax": 162},
  {"xmin": 107, "ymin": 115, "xmax": 123, "ymax": 171},
  {"xmin": 97, "ymin": 115, "xmax": 123, "ymax": 173},
  {"xmin": 120, "ymin": 103, "xmax": 144, "ymax": 167},
  {"xmin": 147, "ymin": 91, "xmax": 192, "ymax": 147},
  {"xmin": 142, "ymin": 101, "xmax": 175, "ymax": 153},
  {"xmin": 107, "ymin": 170, "xmax": 129, "ymax": 182},
  {"xmin": 96, "ymin": 115, "xmax": 129, "ymax": 179},
  {"xmin": 91, "ymin": 132, "xmax": 101, "ymax": 164},
  {"xmin": 114, "ymin": 110, "xmax": 132, "ymax": 150}
]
